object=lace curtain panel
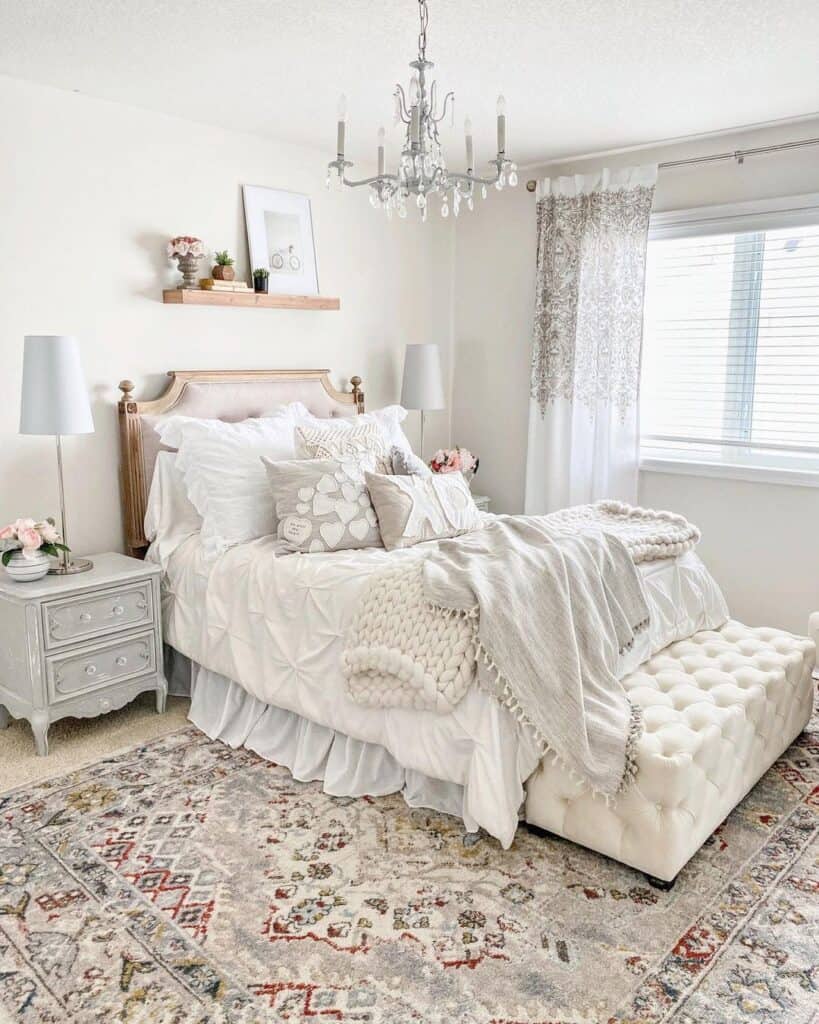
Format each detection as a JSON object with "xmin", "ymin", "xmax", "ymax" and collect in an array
[{"xmin": 524, "ymin": 165, "xmax": 657, "ymax": 513}]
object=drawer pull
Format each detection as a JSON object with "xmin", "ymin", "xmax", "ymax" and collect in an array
[
  {"xmin": 99, "ymin": 698, "xmax": 111, "ymax": 712},
  {"xmin": 136, "ymin": 600, "xmax": 148, "ymax": 610},
  {"xmin": 80, "ymin": 612, "xmax": 92, "ymax": 623},
  {"xmin": 112, "ymin": 605, "xmax": 124, "ymax": 617},
  {"xmin": 85, "ymin": 664, "xmax": 98, "ymax": 676},
  {"xmin": 115, "ymin": 656, "xmax": 128, "ymax": 667}
]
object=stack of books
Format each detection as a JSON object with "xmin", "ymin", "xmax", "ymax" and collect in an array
[{"xmin": 199, "ymin": 278, "xmax": 252, "ymax": 292}]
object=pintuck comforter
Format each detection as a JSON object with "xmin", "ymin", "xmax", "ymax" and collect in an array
[{"xmin": 155, "ymin": 531, "xmax": 729, "ymax": 848}]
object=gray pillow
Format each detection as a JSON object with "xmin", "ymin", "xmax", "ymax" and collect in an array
[
  {"xmin": 261, "ymin": 457, "xmax": 382, "ymax": 553},
  {"xmin": 390, "ymin": 445, "xmax": 432, "ymax": 477},
  {"xmin": 365, "ymin": 470, "xmax": 483, "ymax": 551}
]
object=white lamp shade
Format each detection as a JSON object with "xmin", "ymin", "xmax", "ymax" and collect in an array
[
  {"xmin": 19, "ymin": 335, "xmax": 94, "ymax": 435},
  {"xmin": 400, "ymin": 343, "xmax": 445, "ymax": 411}
]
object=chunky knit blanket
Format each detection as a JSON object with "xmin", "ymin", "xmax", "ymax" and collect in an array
[
  {"xmin": 345, "ymin": 512, "xmax": 657, "ymax": 796},
  {"xmin": 546, "ymin": 500, "xmax": 700, "ymax": 562}
]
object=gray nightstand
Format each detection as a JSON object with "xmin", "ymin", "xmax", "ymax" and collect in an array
[
  {"xmin": 472, "ymin": 494, "xmax": 491, "ymax": 512},
  {"xmin": 0, "ymin": 552, "xmax": 167, "ymax": 756}
]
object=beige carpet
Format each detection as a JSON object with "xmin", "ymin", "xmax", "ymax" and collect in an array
[{"xmin": 0, "ymin": 692, "xmax": 190, "ymax": 791}]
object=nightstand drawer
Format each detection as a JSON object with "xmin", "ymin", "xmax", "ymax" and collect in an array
[
  {"xmin": 46, "ymin": 630, "xmax": 157, "ymax": 703},
  {"xmin": 42, "ymin": 581, "xmax": 153, "ymax": 649}
]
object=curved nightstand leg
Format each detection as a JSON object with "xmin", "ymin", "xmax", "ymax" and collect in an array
[
  {"xmin": 0, "ymin": 706, "xmax": 9, "ymax": 730},
  {"xmin": 30, "ymin": 711, "xmax": 50, "ymax": 757},
  {"xmin": 156, "ymin": 677, "xmax": 168, "ymax": 714}
]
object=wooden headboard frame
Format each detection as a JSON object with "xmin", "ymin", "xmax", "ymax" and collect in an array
[{"xmin": 117, "ymin": 369, "xmax": 364, "ymax": 558}]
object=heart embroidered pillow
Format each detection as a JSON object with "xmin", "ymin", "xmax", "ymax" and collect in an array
[{"xmin": 261, "ymin": 456, "xmax": 382, "ymax": 553}]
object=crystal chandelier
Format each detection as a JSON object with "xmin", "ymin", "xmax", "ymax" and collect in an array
[{"xmin": 327, "ymin": 0, "xmax": 517, "ymax": 220}]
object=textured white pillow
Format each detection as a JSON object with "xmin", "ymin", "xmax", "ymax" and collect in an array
[
  {"xmin": 296, "ymin": 405, "xmax": 415, "ymax": 460},
  {"xmin": 156, "ymin": 405, "xmax": 302, "ymax": 559},
  {"xmin": 295, "ymin": 421, "xmax": 391, "ymax": 472},
  {"xmin": 365, "ymin": 470, "xmax": 483, "ymax": 550},
  {"xmin": 262, "ymin": 456, "xmax": 382, "ymax": 553}
]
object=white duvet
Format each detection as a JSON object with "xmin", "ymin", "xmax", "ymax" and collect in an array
[{"xmin": 155, "ymin": 530, "xmax": 729, "ymax": 847}]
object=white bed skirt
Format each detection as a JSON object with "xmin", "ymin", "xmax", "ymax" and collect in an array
[{"xmin": 168, "ymin": 648, "xmax": 474, "ymax": 827}]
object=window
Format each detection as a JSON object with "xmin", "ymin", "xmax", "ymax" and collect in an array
[{"xmin": 640, "ymin": 195, "xmax": 819, "ymax": 482}]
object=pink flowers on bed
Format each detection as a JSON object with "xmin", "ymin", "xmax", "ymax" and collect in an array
[{"xmin": 429, "ymin": 447, "xmax": 479, "ymax": 478}]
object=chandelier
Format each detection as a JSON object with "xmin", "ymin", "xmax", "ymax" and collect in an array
[{"xmin": 327, "ymin": 0, "xmax": 517, "ymax": 220}]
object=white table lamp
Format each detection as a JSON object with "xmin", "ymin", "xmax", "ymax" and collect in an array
[
  {"xmin": 19, "ymin": 335, "xmax": 95, "ymax": 574},
  {"xmin": 400, "ymin": 343, "xmax": 445, "ymax": 459}
]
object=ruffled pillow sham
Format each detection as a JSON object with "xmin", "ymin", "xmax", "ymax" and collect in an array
[{"xmin": 156, "ymin": 404, "xmax": 304, "ymax": 559}]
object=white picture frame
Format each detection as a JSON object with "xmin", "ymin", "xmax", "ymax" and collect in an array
[{"xmin": 242, "ymin": 185, "xmax": 319, "ymax": 296}]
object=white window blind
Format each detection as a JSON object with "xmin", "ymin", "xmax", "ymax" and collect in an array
[{"xmin": 640, "ymin": 199, "xmax": 819, "ymax": 478}]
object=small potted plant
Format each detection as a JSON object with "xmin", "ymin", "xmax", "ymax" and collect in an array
[
  {"xmin": 429, "ymin": 447, "xmax": 480, "ymax": 485},
  {"xmin": 0, "ymin": 518, "xmax": 69, "ymax": 582},
  {"xmin": 167, "ymin": 236, "xmax": 206, "ymax": 290},
  {"xmin": 212, "ymin": 250, "xmax": 236, "ymax": 281},
  {"xmin": 253, "ymin": 267, "xmax": 270, "ymax": 294}
]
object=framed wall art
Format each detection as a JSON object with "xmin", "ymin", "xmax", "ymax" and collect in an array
[{"xmin": 242, "ymin": 185, "xmax": 319, "ymax": 296}]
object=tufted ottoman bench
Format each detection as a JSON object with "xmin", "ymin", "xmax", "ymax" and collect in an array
[{"xmin": 524, "ymin": 620, "xmax": 816, "ymax": 884}]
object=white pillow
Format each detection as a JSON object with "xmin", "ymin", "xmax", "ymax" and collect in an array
[
  {"xmin": 365, "ymin": 470, "xmax": 483, "ymax": 550},
  {"xmin": 156, "ymin": 405, "xmax": 303, "ymax": 559},
  {"xmin": 296, "ymin": 405, "xmax": 415, "ymax": 460},
  {"xmin": 295, "ymin": 421, "xmax": 391, "ymax": 472},
  {"xmin": 144, "ymin": 452, "xmax": 203, "ymax": 568}
]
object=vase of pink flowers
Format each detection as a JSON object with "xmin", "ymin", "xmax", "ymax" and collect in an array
[
  {"xmin": 0, "ymin": 518, "xmax": 69, "ymax": 582},
  {"xmin": 429, "ymin": 447, "xmax": 480, "ymax": 484},
  {"xmin": 167, "ymin": 235, "xmax": 206, "ymax": 290}
]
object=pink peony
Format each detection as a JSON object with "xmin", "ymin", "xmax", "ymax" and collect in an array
[
  {"xmin": 13, "ymin": 517, "xmax": 35, "ymax": 534},
  {"xmin": 0, "ymin": 524, "xmax": 15, "ymax": 540},
  {"xmin": 18, "ymin": 527, "xmax": 43, "ymax": 557},
  {"xmin": 38, "ymin": 520, "xmax": 59, "ymax": 543}
]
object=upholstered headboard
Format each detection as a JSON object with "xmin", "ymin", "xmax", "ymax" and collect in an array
[{"xmin": 117, "ymin": 369, "xmax": 364, "ymax": 557}]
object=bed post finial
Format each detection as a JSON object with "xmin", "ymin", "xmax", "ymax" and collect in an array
[
  {"xmin": 118, "ymin": 380, "xmax": 135, "ymax": 406},
  {"xmin": 350, "ymin": 375, "xmax": 364, "ymax": 413}
]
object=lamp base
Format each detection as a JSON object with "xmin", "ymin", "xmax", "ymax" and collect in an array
[{"xmin": 48, "ymin": 557, "xmax": 94, "ymax": 576}]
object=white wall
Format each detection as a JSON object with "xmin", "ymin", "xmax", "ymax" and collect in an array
[
  {"xmin": 0, "ymin": 76, "xmax": 454, "ymax": 555},
  {"xmin": 451, "ymin": 118, "xmax": 819, "ymax": 633}
]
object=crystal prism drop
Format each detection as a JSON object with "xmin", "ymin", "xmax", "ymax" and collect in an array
[
  {"xmin": 509, "ymin": 171, "xmax": 518, "ymax": 186},
  {"xmin": 441, "ymin": 202, "xmax": 449, "ymax": 218},
  {"xmin": 481, "ymin": 185, "xmax": 487, "ymax": 199}
]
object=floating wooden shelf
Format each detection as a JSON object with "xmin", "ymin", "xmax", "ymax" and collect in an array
[{"xmin": 163, "ymin": 289, "xmax": 340, "ymax": 311}]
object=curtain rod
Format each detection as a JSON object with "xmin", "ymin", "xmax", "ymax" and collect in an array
[{"xmin": 524, "ymin": 136, "xmax": 819, "ymax": 192}]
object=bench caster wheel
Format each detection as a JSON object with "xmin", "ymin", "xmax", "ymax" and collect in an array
[{"xmin": 645, "ymin": 873, "xmax": 676, "ymax": 891}]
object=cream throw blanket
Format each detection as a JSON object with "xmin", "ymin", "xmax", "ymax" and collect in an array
[{"xmin": 345, "ymin": 513, "xmax": 654, "ymax": 796}]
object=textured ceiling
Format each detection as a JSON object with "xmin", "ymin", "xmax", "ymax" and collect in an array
[{"xmin": 2, "ymin": 0, "xmax": 818, "ymax": 167}]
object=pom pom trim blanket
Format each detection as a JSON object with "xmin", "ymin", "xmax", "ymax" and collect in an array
[{"xmin": 345, "ymin": 505, "xmax": 703, "ymax": 795}]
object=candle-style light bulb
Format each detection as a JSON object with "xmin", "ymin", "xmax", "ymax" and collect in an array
[
  {"xmin": 496, "ymin": 94, "xmax": 507, "ymax": 154},
  {"xmin": 377, "ymin": 125, "xmax": 386, "ymax": 177},
  {"xmin": 464, "ymin": 116, "xmax": 474, "ymax": 171},
  {"xmin": 336, "ymin": 94, "xmax": 347, "ymax": 159}
]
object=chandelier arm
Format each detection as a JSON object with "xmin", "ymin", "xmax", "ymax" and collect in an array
[
  {"xmin": 447, "ymin": 167, "xmax": 504, "ymax": 186},
  {"xmin": 342, "ymin": 172, "xmax": 400, "ymax": 188},
  {"xmin": 431, "ymin": 91, "xmax": 454, "ymax": 125},
  {"xmin": 394, "ymin": 84, "xmax": 411, "ymax": 124}
]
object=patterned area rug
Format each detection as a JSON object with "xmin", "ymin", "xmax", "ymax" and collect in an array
[{"xmin": 0, "ymin": 710, "xmax": 816, "ymax": 1024}]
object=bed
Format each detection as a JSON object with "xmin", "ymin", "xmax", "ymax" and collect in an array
[{"xmin": 117, "ymin": 369, "xmax": 816, "ymax": 883}]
